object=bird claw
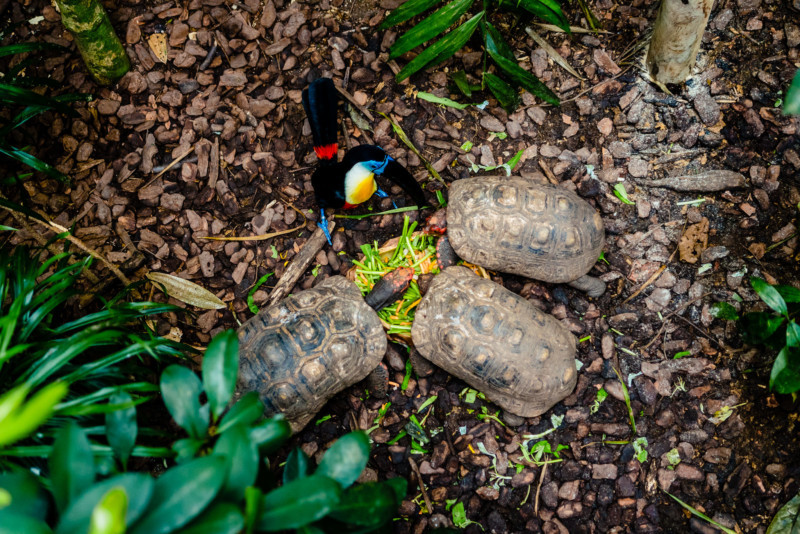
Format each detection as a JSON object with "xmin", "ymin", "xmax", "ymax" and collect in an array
[
  {"xmin": 318, "ymin": 210, "xmax": 333, "ymax": 246},
  {"xmin": 374, "ymin": 188, "xmax": 398, "ymax": 209}
]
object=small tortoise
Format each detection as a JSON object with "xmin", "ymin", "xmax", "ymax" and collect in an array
[
  {"xmin": 429, "ymin": 176, "xmax": 606, "ymax": 297},
  {"xmin": 236, "ymin": 269, "xmax": 411, "ymax": 432},
  {"xmin": 412, "ymin": 266, "xmax": 577, "ymax": 417}
]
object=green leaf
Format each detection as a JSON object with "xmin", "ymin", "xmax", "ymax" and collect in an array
[
  {"xmin": 770, "ymin": 347, "xmax": 800, "ymax": 395},
  {"xmin": 0, "ymin": 143, "xmax": 69, "ymax": 181},
  {"xmin": 328, "ymin": 482, "xmax": 398, "ymax": 527},
  {"xmin": 247, "ymin": 272, "xmax": 273, "ymax": 314},
  {"xmin": 244, "ymin": 487, "xmax": 262, "ymax": 534},
  {"xmin": 213, "ymin": 425, "xmax": 259, "ymax": 499},
  {"xmin": 389, "ymin": 0, "xmax": 474, "ymax": 59},
  {"xmin": 752, "ymin": 277, "xmax": 788, "ymax": 317},
  {"xmin": 105, "ymin": 391, "xmax": 137, "ymax": 468},
  {"xmin": 741, "ymin": 312, "xmax": 786, "ymax": 346},
  {"xmin": 316, "ymin": 432, "xmax": 370, "ymax": 489},
  {"xmin": 257, "ymin": 475, "xmax": 342, "ymax": 531},
  {"xmin": 0, "ymin": 472, "xmax": 48, "ymax": 520},
  {"xmin": 50, "ymin": 422, "xmax": 95, "ymax": 513},
  {"xmin": 0, "ymin": 512, "xmax": 52, "ymax": 534},
  {"xmin": 56, "ymin": 474, "xmax": 153, "ymax": 534},
  {"xmin": 248, "ymin": 417, "xmax": 291, "ymax": 456},
  {"xmin": 710, "ymin": 302, "xmax": 739, "ymax": 321},
  {"xmin": 129, "ymin": 455, "xmax": 227, "ymax": 534},
  {"xmin": 0, "ymin": 42, "xmax": 64, "ymax": 57},
  {"xmin": 283, "ymin": 448, "xmax": 309, "ymax": 485},
  {"xmin": 483, "ymin": 72, "xmax": 520, "ymax": 113},
  {"xmin": 484, "ymin": 25, "xmax": 559, "ymax": 105},
  {"xmin": 174, "ymin": 503, "xmax": 244, "ymax": 534},
  {"xmin": 784, "ymin": 70, "xmax": 800, "ymax": 116},
  {"xmin": 88, "ymin": 487, "xmax": 128, "ymax": 534},
  {"xmin": 767, "ymin": 491, "xmax": 800, "ymax": 533},
  {"xmin": 172, "ymin": 438, "xmax": 205, "ymax": 464},
  {"xmin": 496, "ymin": 0, "xmax": 569, "ymax": 32},
  {"xmin": 776, "ymin": 285, "xmax": 800, "ymax": 303},
  {"xmin": 482, "ymin": 21, "xmax": 515, "ymax": 61},
  {"xmin": 384, "ymin": 477, "xmax": 408, "ymax": 504},
  {"xmin": 613, "ymin": 183, "xmax": 635, "ymax": 205},
  {"xmin": 0, "ymin": 381, "xmax": 67, "ymax": 447},
  {"xmin": 452, "ymin": 70, "xmax": 472, "ymax": 97},
  {"xmin": 396, "ymin": 11, "xmax": 485, "ymax": 82},
  {"xmin": 666, "ymin": 492, "xmax": 737, "ymax": 534},
  {"xmin": 0, "ymin": 83, "xmax": 76, "ymax": 115},
  {"xmin": 379, "ymin": 0, "xmax": 444, "ymax": 29},
  {"xmin": 160, "ymin": 365, "xmax": 209, "ymax": 439},
  {"xmin": 217, "ymin": 392, "xmax": 264, "ymax": 434},
  {"xmin": 416, "ymin": 91, "xmax": 470, "ymax": 109},
  {"xmin": 788, "ymin": 321, "xmax": 800, "ymax": 348},
  {"xmin": 202, "ymin": 330, "xmax": 239, "ymax": 421}
]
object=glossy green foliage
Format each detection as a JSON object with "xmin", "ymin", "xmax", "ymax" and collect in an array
[
  {"xmin": 0, "ymin": 40, "xmax": 90, "ymax": 181},
  {"xmin": 1, "ymin": 333, "xmax": 402, "ymax": 533},
  {"xmin": 382, "ymin": 0, "xmax": 568, "ymax": 108},
  {"xmin": 738, "ymin": 278, "xmax": 800, "ymax": 394}
]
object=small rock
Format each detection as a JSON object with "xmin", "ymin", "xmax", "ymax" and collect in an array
[
  {"xmin": 480, "ymin": 115, "xmax": 505, "ymax": 132},
  {"xmin": 658, "ymin": 469, "xmax": 677, "ymax": 491},
  {"xmin": 675, "ymin": 464, "xmax": 704, "ymax": 481},
  {"xmin": 220, "ymin": 69, "xmax": 247, "ymax": 87},
  {"xmin": 704, "ymin": 447, "xmax": 732, "ymax": 465},
  {"xmin": 700, "ymin": 246, "xmax": 729, "ymax": 263},
  {"xmin": 161, "ymin": 193, "xmax": 185, "ymax": 211},
  {"xmin": 558, "ymin": 480, "xmax": 581, "ymax": 500},
  {"xmin": 628, "ymin": 158, "xmax": 649, "ymax": 178},
  {"xmin": 199, "ymin": 251, "xmax": 215, "ymax": 277},
  {"xmin": 593, "ymin": 49, "xmax": 621, "ymax": 75},
  {"xmin": 693, "ymin": 92, "xmax": 720, "ymax": 126},
  {"xmin": 477, "ymin": 486, "xmax": 500, "ymax": 500},
  {"xmin": 556, "ymin": 501, "xmax": 582, "ymax": 519},
  {"xmin": 592, "ymin": 464, "xmax": 617, "ymax": 480},
  {"xmin": 597, "ymin": 118, "xmax": 613, "ymax": 136}
]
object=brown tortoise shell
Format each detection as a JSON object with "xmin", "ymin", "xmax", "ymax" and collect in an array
[
  {"xmin": 448, "ymin": 177, "xmax": 605, "ymax": 284},
  {"xmin": 236, "ymin": 276, "xmax": 386, "ymax": 433},
  {"xmin": 412, "ymin": 266, "xmax": 577, "ymax": 418}
]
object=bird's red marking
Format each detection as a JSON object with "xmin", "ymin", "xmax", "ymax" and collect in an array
[
  {"xmin": 314, "ymin": 143, "xmax": 338, "ymax": 160},
  {"xmin": 343, "ymin": 202, "xmax": 357, "ymax": 209}
]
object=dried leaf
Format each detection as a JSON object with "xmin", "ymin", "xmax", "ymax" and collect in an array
[
  {"xmin": 678, "ymin": 217, "xmax": 709, "ymax": 264},
  {"xmin": 147, "ymin": 272, "xmax": 225, "ymax": 309},
  {"xmin": 525, "ymin": 26, "xmax": 583, "ymax": 80},
  {"xmin": 147, "ymin": 32, "xmax": 168, "ymax": 63}
]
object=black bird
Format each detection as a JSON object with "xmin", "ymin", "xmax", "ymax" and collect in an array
[{"xmin": 301, "ymin": 77, "xmax": 426, "ymax": 244}]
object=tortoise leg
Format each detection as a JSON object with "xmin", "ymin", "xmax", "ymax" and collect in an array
[
  {"xmin": 435, "ymin": 235, "xmax": 459, "ymax": 270},
  {"xmin": 366, "ymin": 362, "xmax": 389, "ymax": 399},
  {"xmin": 568, "ymin": 275, "xmax": 606, "ymax": 298}
]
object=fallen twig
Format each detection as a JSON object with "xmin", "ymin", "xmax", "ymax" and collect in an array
[
  {"xmin": 408, "ymin": 457, "xmax": 433, "ymax": 515},
  {"xmin": 267, "ymin": 220, "xmax": 334, "ymax": 307}
]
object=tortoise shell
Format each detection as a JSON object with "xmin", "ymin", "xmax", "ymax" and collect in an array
[
  {"xmin": 447, "ymin": 176, "xmax": 605, "ymax": 283},
  {"xmin": 411, "ymin": 266, "xmax": 577, "ymax": 418},
  {"xmin": 236, "ymin": 276, "xmax": 386, "ymax": 432}
]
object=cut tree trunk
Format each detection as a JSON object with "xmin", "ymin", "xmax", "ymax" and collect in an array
[
  {"xmin": 646, "ymin": 0, "xmax": 715, "ymax": 85},
  {"xmin": 54, "ymin": 0, "xmax": 130, "ymax": 84}
]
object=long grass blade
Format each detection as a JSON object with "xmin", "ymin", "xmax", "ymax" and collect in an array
[
  {"xmin": 379, "ymin": 0, "xmax": 445, "ymax": 29},
  {"xmin": 389, "ymin": 0, "xmax": 475, "ymax": 59}
]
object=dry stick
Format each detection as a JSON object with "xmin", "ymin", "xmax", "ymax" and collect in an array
[
  {"xmin": 641, "ymin": 292, "xmax": 713, "ymax": 350},
  {"xmin": 6, "ymin": 210, "xmax": 101, "ymax": 285},
  {"xmin": 408, "ymin": 457, "xmax": 433, "ymax": 514},
  {"xmin": 142, "ymin": 145, "xmax": 196, "ymax": 188},
  {"xmin": 267, "ymin": 220, "xmax": 334, "ymax": 306},
  {"xmin": 534, "ymin": 461, "xmax": 547, "ymax": 516},
  {"xmin": 621, "ymin": 230, "xmax": 683, "ymax": 306},
  {"xmin": 538, "ymin": 159, "xmax": 559, "ymax": 185},
  {"xmin": 335, "ymin": 85, "xmax": 374, "ymax": 122},
  {"xmin": 203, "ymin": 203, "xmax": 308, "ymax": 242},
  {"xmin": 1, "ymin": 204, "xmax": 128, "ymax": 286}
]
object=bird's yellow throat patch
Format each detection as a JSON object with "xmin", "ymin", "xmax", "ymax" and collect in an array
[{"xmin": 344, "ymin": 164, "xmax": 377, "ymax": 206}]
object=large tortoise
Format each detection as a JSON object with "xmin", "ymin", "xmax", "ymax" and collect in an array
[
  {"xmin": 412, "ymin": 266, "xmax": 577, "ymax": 417},
  {"xmin": 430, "ymin": 176, "xmax": 607, "ymax": 297},
  {"xmin": 236, "ymin": 269, "xmax": 411, "ymax": 432}
]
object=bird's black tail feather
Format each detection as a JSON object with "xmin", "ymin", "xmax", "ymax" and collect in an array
[{"xmin": 302, "ymin": 77, "xmax": 339, "ymax": 162}]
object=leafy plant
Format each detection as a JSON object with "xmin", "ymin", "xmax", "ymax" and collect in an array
[
  {"xmin": 0, "ymin": 38, "xmax": 90, "ymax": 182},
  {"xmin": 784, "ymin": 69, "xmax": 800, "ymax": 116},
  {"xmin": 381, "ymin": 0, "xmax": 568, "ymax": 110},
  {"xmin": 590, "ymin": 387, "xmax": 607, "ymax": 414},
  {"xmin": 767, "ymin": 492, "xmax": 800, "ymax": 534},
  {"xmin": 0, "ymin": 244, "xmax": 186, "ymax": 467},
  {"xmin": 737, "ymin": 277, "xmax": 800, "ymax": 394},
  {"xmin": 632, "ymin": 437, "xmax": 648, "ymax": 463},
  {"xmin": 0, "ymin": 330, "xmax": 406, "ymax": 533},
  {"xmin": 665, "ymin": 492, "xmax": 737, "ymax": 534}
]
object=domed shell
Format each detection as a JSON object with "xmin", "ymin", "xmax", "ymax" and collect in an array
[
  {"xmin": 411, "ymin": 266, "xmax": 577, "ymax": 417},
  {"xmin": 447, "ymin": 176, "xmax": 605, "ymax": 283},
  {"xmin": 236, "ymin": 276, "xmax": 386, "ymax": 432}
]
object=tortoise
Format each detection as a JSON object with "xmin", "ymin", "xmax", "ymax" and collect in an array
[
  {"xmin": 236, "ymin": 268, "xmax": 412, "ymax": 433},
  {"xmin": 411, "ymin": 266, "xmax": 577, "ymax": 417},
  {"xmin": 428, "ymin": 175, "xmax": 607, "ymax": 297}
]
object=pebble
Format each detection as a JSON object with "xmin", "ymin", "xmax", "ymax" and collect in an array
[
  {"xmin": 597, "ymin": 117, "xmax": 613, "ymax": 136},
  {"xmin": 556, "ymin": 501, "xmax": 582, "ymax": 519},
  {"xmin": 679, "ymin": 429, "xmax": 709, "ymax": 444},
  {"xmin": 592, "ymin": 464, "xmax": 618, "ymax": 480},
  {"xmin": 704, "ymin": 447, "xmax": 732, "ymax": 465},
  {"xmin": 480, "ymin": 115, "xmax": 505, "ymax": 132},
  {"xmin": 658, "ymin": 469, "xmax": 677, "ymax": 491},
  {"xmin": 199, "ymin": 251, "xmax": 215, "ymax": 277},
  {"xmin": 592, "ymin": 49, "xmax": 621, "ymax": 75},
  {"xmin": 700, "ymin": 246, "xmax": 729, "ymax": 263},
  {"xmin": 628, "ymin": 158, "xmax": 649, "ymax": 178},
  {"xmin": 558, "ymin": 480, "xmax": 581, "ymax": 500},
  {"xmin": 693, "ymin": 92, "xmax": 721, "ymax": 126},
  {"xmin": 676, "ymin": 464, "xmax": 704, "ymax": 481}
]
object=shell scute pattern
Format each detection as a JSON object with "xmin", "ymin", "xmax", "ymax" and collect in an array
[
  {"xmin": 412, "ymin": 267, "xmax": 577, "ymax": 417},
  {"xmin": 236, "ymin": 276, "xmax": 386, "ymax": 432},
  {"xmin": 449, "ymin": 177, "xmax": 605, "ymax": 284}
]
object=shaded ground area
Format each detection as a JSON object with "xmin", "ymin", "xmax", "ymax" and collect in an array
[{"xmin": 2, "ymin": 0, "xmax": 800, "ymax": 531}]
